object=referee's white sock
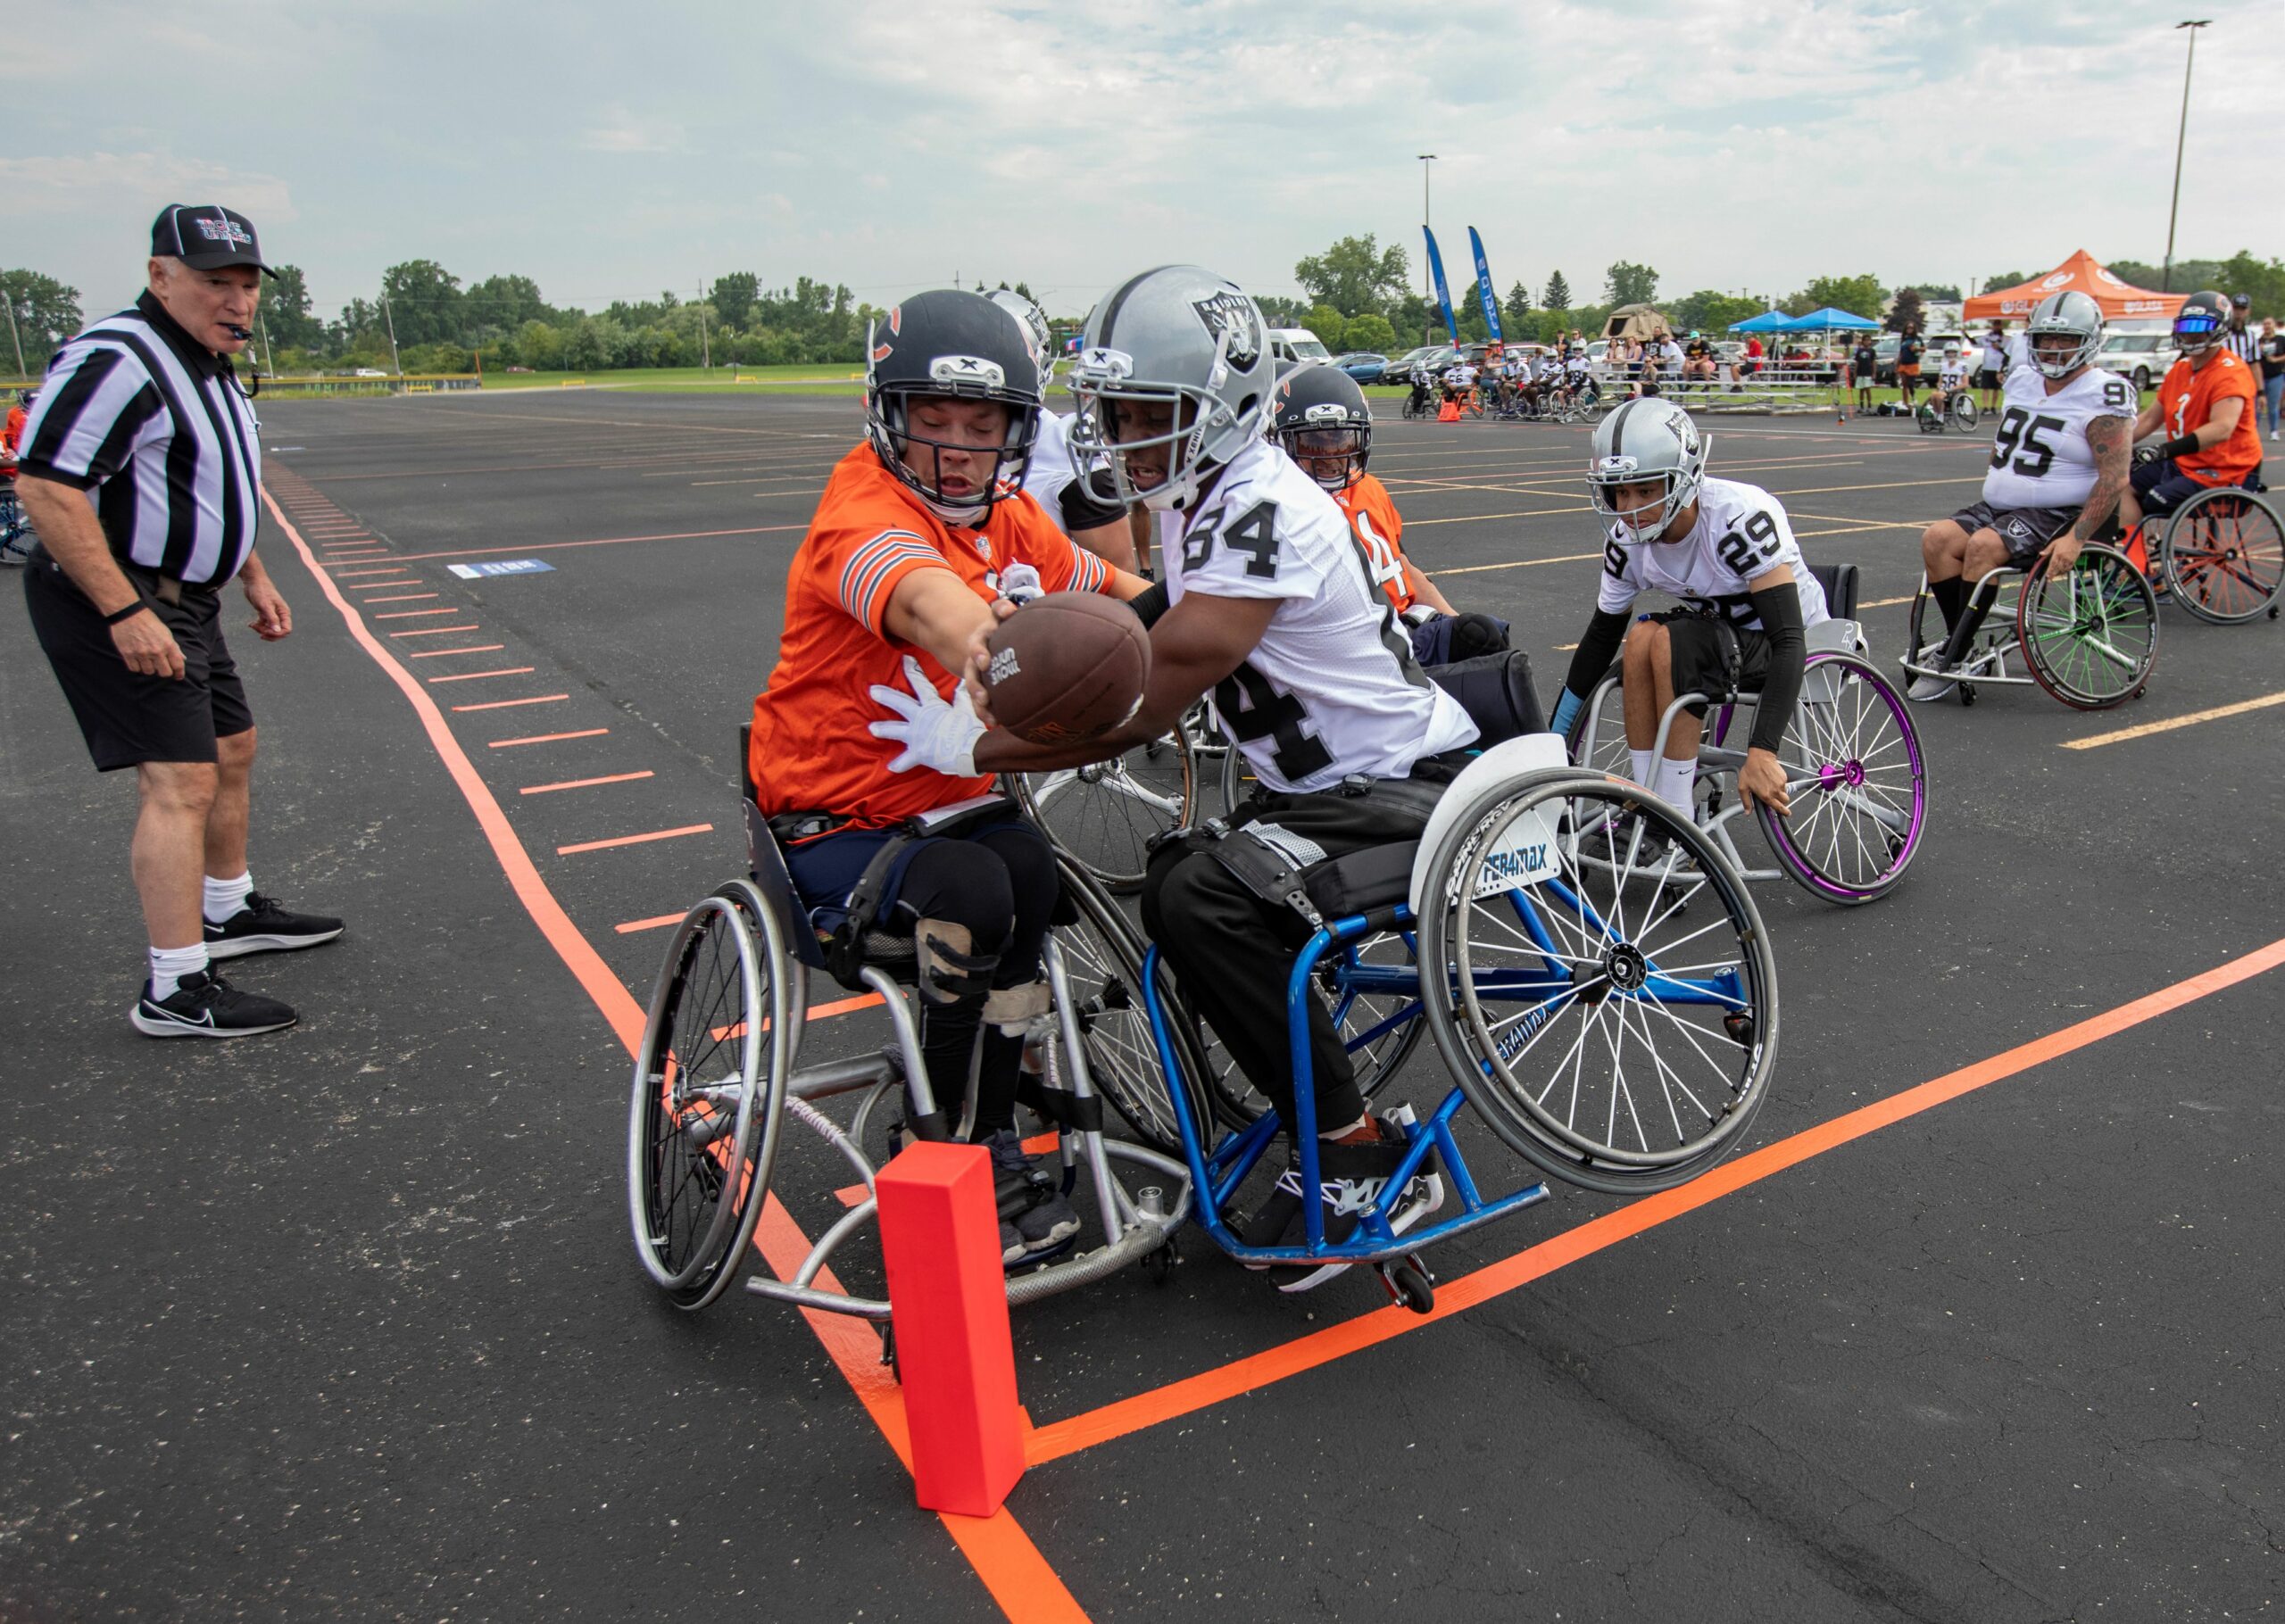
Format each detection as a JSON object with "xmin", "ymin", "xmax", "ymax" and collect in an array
[
  {"xmin": 149, "ymin": 942, "xmax": 210, "ymax": 1001},
  {"xmin": 203, "ymin": 871, "xmax": 254, "ymax": 925},
  {"xmin": 1652, "ymin": 754, "xmax": 1699, "ymax": 820},
  {"xmin": 1628, "ymin": 749, "xmax": 1657, "ymax": 790}
]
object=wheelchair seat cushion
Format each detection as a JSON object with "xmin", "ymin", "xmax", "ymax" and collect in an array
[
  {"xmin": 1429, "ymin": 650, "xmax": 1547, "ymax": 747},
  {"xmin": 1808, "ymin": 561, "xmax": 1858, "ymax": 621},
  {"xmin": 1300, "ymin": 841, "xmax": 1419, "ymax": 919}
]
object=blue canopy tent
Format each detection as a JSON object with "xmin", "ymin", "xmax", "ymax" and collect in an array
[
  {"xmin": 1727, "ymin": 309, "xmax": 1793, "ymax": 334},
  {"xmin": 1778, "ymin": 307, "xmax": 1881, "ymax": 333}
]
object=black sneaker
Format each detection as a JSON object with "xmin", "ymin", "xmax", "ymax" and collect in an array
[
  {"xmin": 131, "ymin": 969, "xmax": 297, "ymax": 1039},
  {"xmin": 982, "ymin": 1128, "xmax": 1080, "ymax": 1257},
  {"xmin": 204, "ymin": 893, "xmax": 344, "ymax": 958},
  {"xmin": 1242, "ymin": 1106, "xmax": 1445, "ymax": 1293}
]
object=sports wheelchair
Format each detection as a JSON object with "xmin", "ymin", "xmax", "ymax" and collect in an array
[
  {"xmin": 0, "ymin": 482, "xmax": 33, "ymax": 566},
  {"xmin": 1569, "ymin": 565, "xmax": 1928, "ymax": 905},
  {"xmin": 626, "ymin": 729, "xmax": 1193, "ymax": 1324},
  {"xmin": 1093, "ymin": 729, "xmax": 1780, "ymax": 1311},
  {"xmin": 1400, "ymin": 372, "xmax": 1438, "ymax": 421},
  {"xmin": 1915, "ymin": 391, "xmax": 1979, "ymax": 434},
  {"xmin": 2131, "ymin": 477, "xmax": 2284, "ymax": 626},
  {"xmin": 1900, "ymin": 543, "xmax": 2160, "ymax": 710},
  {"xmin": 1014, "ymin": 725, "xmax": 1198, "ymax": 894}
]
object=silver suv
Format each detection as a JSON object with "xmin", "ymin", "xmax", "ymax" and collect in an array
[{"xmin": 2090, "ymin": 331, "xmax": 2178, "ymax": 394}]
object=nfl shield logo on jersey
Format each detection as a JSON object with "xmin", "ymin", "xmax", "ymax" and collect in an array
[{"xmin": 1192, "ymin": 292, "xmax": 1262, "ymax": 370}]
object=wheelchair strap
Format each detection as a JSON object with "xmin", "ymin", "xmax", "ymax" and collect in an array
[
  {"xmin": 1014, "ymin": 1072, "xmax": 1104, "ymax": 1134},
  {"xmin": 825, "ymin": 832, "xmax": 916, "ymax": 986}
]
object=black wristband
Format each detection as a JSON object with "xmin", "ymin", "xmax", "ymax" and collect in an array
[
  {"xmin": 104, "ymin": 600, "xmax": 151, "ymax": 626},
  {"xmin": 2158, "ymin": 433, "xmax": 2200, "ymax": 461}
]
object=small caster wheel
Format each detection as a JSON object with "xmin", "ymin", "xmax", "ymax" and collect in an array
[
  {"xmin": 1381, "ymin": 1259, "xmax": 1436, "ymax": 1315},
  {"xmin": 877, "ymin": 1323, "xmax": 900, "ymax": 1383},
  {"xmin": 2133, "ymin": 684, "xmax": 2148, "ymax": 700},
  {"xmin": 2268, "ymin": 604, "xmax": 2279, "ymax": 620},
  {"xmin": 1142, "ymin": 1239, "xmax": 1180, "ymax": 1286},
  {"xmin": 1957, "ymin": 683, "xmax": 1978, "ymax": 708}
]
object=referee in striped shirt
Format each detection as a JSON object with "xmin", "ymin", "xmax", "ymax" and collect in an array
[
  {"xmin": 2223, "ymin": 294, "xmax": 2258, "ymax": 367},
  {"xmin": 17, "ymin": 204, "xmax": 342, "ymax": 1039}
]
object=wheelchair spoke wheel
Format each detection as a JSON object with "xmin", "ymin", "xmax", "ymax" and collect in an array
[
  {"xmin": 1417, "ymin": 771, "xmax": 1779, "ymax": 1196},
  {"xmin": 627, "ymin": 886, "xmax": 791, "ymax": 1309},
  {"xmin": 1757, "ymin": 651, "xmax": 1927, "ymax": 905},
  {"xmin": 2017, "ymin": 543, "xmax": 2159, "ymax": 710},
  {"xmin": 2160, "ymin": 486, "xmax": 2285, "ymax": 626},
  {"xmin": 1051, "ymin": 858, "xmax": 1214, "ymax": 1155},
  {"xmin": 1016, "ymin": 728, "xmax": 1195, "ymax": 895}
]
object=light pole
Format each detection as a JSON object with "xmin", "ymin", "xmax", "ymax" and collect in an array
[
  {"xmin": 1417, "ymin": 153, "xmax": 1437, "ymax": 341},
  {"xmin": 2162, "ymin": 19, "xmax": 2209, "ymax": 293}
]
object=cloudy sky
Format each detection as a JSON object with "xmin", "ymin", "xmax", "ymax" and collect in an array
[{"xmin": 9, "ymin": 0, "xmax": 2281, "ymax": 322}]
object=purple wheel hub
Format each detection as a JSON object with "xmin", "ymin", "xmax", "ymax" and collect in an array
[{"xmin": 1815, "ymin": 759, "xmax": 1866, "ymax": 791}]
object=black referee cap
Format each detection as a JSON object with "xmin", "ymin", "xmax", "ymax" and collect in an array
[{"xmin": 151, "ymin": 204, "xmax": 276, "ymax": 277}]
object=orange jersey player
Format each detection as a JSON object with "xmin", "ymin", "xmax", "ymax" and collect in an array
[
  {"xmin": 1269, "ymin": 362, "xmax": 1510, "ymax": 667},
  {"xmin": 748, "ymin": 287, "xmax": 1146, "ymax": 1258}
]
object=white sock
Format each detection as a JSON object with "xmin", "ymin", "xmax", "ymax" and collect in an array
[
  {"xmin": 1628, "ymin": 749, "xmax": 1657, "ymax": 789},
  {"xmin": 149, "ymin": 942, "xmax": 211, "ymax": 1000},
  {"xmin": 1652, "ymin": 754, "xmax": 1698, "ymax": 818},
  {"xmin": 203, "ymin": 871, "xmax": 253, "ymax": 925}
]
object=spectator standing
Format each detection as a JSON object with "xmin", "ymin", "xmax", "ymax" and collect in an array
[
  {"xmin": 2259, "ymin": 317, "xmax": 2283, "ymax": 441},
  {"xmin": 1974, "ymin": 320, "xmax": 2007, "ymax": 413},
  {"xmin": 1895, "ymin": 324, "xmax": 1924, "ymax": 407},
  {"xmin": 1851, "ymin": 334, "xmax": 1878, "ymax": 415},
  {"xmin": 14, "ymin": 205, "xmax": 343, "ymax": 1038}
]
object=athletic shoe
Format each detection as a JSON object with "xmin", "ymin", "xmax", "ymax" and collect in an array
[
  {"xmin": 998, "ymin": 1219, "xmax": 1026, "ymax": 1266},
  {"xmin": 982, "ymin": 1128, "xmax": 1080, "ymax": 1257},
  {"xmin": 131, "ymin": 969, "xmax": 296, "ymax": 1039},
  {"xmin": 1905, "ymin": 654, "xmax": 1957, "ymax": 704},
  {"xmin": 204, "ymin": 893, "xmax": 344, "ymax": 958},
  {"xmin": 1241, "ymin": 1106, "xmax": 1445, "ymax": 1293}
]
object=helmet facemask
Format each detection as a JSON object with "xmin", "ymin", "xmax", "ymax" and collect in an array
[
  {"xmin": 2030, "ymin": 329, "xmax": 2096, "ymax": 380},
  {"xmin": 1069, "ymin": 334, "xmax": 1262, "ymax": 512},
  {"xmin": 1276, "ymin": 412, "xmax": 1368, "ymax": 492},
  {"xmin": 867, "ymin": 365, "xmax": 1040, "ymax": 526},
  {"xmin": 1589, "ymin": 462, "xmax": 1694, "ymax": 543},
  {"xmin": 2173, "ymin": 306, "xmax": 2226, "ymax": 359}
]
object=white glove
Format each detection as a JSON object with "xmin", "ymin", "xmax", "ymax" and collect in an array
[
  {"xmin": 867, "ymin": 656, "xmax": 985, "ymax": 776},
  {"xmin": 995, "ymin": 563, "xmax": 1044, "ymax": 606}
]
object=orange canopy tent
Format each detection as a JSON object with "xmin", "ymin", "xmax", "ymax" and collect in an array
[{"xmin": 1965, "ymin": 251, "xmax": 2186, "ymax": 323}]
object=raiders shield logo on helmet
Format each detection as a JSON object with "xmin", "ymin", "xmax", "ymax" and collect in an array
[{"xmin": 1191, "ymin": 290, "xmax": 1262, "ymax": 370}]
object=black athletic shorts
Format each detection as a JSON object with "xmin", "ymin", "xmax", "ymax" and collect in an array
[
  {"xmin": 1646, "ymin": 609, "xmax": 1771, "ymax": 712},
  {"xmin": 2130, "ymin": 456, "xmax": 2253, "ymax": 518},
  {"xmin": 1973, "ymin": 369, "xmax": 2002, "ymax": 390},
  {"xmin": 22, "ymin": 549, "xmax": 253, "ymax": 771},
  {"xmin": 1945, "ymin": 500, "xmax": 2075, "ymax": 567}
]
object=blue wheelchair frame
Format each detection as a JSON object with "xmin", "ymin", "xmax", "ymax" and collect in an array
[{"xmin": 1138, "ymin": 853, "xmax": 1754, "ymax": 1268}]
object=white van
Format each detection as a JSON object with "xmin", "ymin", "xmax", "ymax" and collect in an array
[{"xmin": 1268, "ymin": 328, "xmax": 1332, "ymax": 365}]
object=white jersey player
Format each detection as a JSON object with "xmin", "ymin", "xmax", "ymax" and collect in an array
[
  {"xmin": 1547, "ymin": 398, "xmax": 1823, "ymax": 825},
  {"xmin": 1909, "ymin": 288, "xmax": 2134, "ymax": 700}
]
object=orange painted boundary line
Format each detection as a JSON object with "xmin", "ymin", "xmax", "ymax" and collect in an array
[
  {"xmin": 1021, "ymin": 932, "xmax": 2285, "ymax": 1467},
  {"xmin": 261, "ymin": 483, "xmax": 1091, "ymax": 1624},
  {"xmin": 489, "ymin": 728, "xmax": 608, "ymax": 747},
  {"xmin": 411, "ymin": 645, "xmax": 504, "ymax": 658},
  {"xmin": 361, "ymin": 593, "xmax": 438, "ymax": 603},
  {"xmin": 453, "ymin": 694, "xmax": 569, "ymax": 712},
  {"xmin": 392, "ymin": 626, "xmax": 481, "ymax": 638},
  {"xmin": 428, "ymin": 667, "xmax": 536, "ymax": 684},
  {"xmin": 377, "ymin": 608, "xmax": 458, "ymax": 619},
  {"xmin": 521, "ymin": 770, "xmax": 656, "ymax": 794},
  {"xmin": 556, "ymin": 822, "xmax": 711, "ymax": 855},
  {"xmin": 614, "ymin": 914, "xmax": 686, "ymax": 934}
]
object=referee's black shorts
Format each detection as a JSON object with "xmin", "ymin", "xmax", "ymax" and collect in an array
[{"xmin": 22, "ymin": 551, "xmax": 253, "ymax": 771}]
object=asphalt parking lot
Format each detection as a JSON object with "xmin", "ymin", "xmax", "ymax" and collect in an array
[{"xmin": 4, "ymin": 389, "xmax": 2280, "ymax": 1622}]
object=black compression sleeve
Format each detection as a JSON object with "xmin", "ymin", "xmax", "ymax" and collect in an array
[
  {"xmin": 1559, "ymin": 608, "xmax": 1633, "ymax": 700},
  {"xmin": 1128, "ymin": 580, "xmax": 1170, "ymax": 627},
  {"xmin": 1746, "ymin": 584, "xmax": 1807, "ymax": 755},
  {"xmin": 1058, "ymin": 478, "xmax": 1127, "ymax": 535}
]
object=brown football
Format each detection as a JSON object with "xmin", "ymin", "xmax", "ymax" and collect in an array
[{"xmin": 982, "ymin": 592, "xmax": 1151, "ymax": 745}]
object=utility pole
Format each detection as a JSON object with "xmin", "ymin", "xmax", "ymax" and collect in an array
[
  {"xmin": 2162, "ymin": 20, "xmax": 2210, "ymax": 293},
  {"xmin": 257, "ymin": 311, "xmax": 276, "ymax": 376},
  {"xmin": 699, "ymin": 304, "xmax": 710, "ymax": 369},
  {"xmin": 3, "ymin": 286, "xmax": 24, "ymax": 377},
  {"xmin": 1417, "ymin": 153, "xmax": 1437, "ymax": 344},
  {"xmin": 381, "ymin": 293, "xmax": 403, "ymax": 377}
]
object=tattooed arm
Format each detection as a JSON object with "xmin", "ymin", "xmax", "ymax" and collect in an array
[{"xmin": 2047, "ymin": 414, "xmax": 2131, "ymax": 573}]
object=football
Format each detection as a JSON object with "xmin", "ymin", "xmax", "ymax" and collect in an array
[{"xmin": 981, "ymin": 592, "xmax": 1151, "ymax": 745}]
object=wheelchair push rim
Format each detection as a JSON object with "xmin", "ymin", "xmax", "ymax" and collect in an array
[
  {"xmin": 2015, "ymin": 543, "xmax": 2159, "ymax": 711},
  {"xmin": 626, "ymin": 886, "xmax": 792, "ymax": 1308},
  {"xmin": 1014, "ymin": 726, "xmax": 1196, "ymax": 895},
  {"xmin": 1417, "ymin": 769, "xmax": 1780, "ymax": 1196},
  {"xmin": 2159, "ymin": 486, "xmax": 2285, "ymax": 626},
  {"xmin": 1756, "ymin": 651, "xmax": 1927, "ymax": 905}
]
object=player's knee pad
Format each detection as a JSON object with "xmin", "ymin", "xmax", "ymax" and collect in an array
[
  {"xmin": 982, "ymin": 980, "xmax": 1050, "ymax": 1036},
  {"xmin": 914, "ymin": 918, "xmax": 999, "ymax": 1006}
]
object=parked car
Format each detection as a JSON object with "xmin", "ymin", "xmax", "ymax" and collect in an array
[
  {"xmin": 1331, "ymin": 351, "xmax": 1390, "ymax": 385},
  {"xmin": 1267, "ymin": 327, "xmax": 1333, "ymax": 365},
  {"xmin": 2091, "ymin": 331, "xmax": 2178, "ymax": 394}
]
